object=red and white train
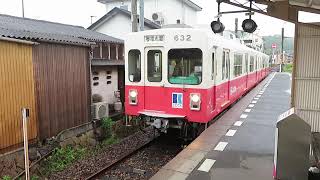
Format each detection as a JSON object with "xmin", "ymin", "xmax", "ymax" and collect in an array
[{"xmin": 125, "ymin": 27, "xmax": 270, "ymax": 138}]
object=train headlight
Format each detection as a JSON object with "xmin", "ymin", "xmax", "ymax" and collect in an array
[
  {"xmin": 190, "ymin": 93, "xmax": 201, "ymax": 111},
  {"xmin": 191, "ymin": 94, "xmax": 200, "ymax": 103},
  {"xmin": 129, "ymin": 89, "xmax": 138, "ymax": 105}
]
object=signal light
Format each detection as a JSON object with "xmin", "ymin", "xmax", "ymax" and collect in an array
[
  {"xmin": 211, "ymin": 20, "xmax": 225, "ymax": 34},
  {"xmin": 242, "ymin": 19, "xmax": 257, "ymax": 33}
]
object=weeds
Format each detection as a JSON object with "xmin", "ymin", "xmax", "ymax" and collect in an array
[
  {"xmin": 101, "ymin": 117, "xmax": 115, "ymax": 138},
  {"xmin": 1, "ymin": 176, "xmax": 12, "ymax": 180},
  {"xmin": 40, "ymin": 146, "xmax": 87, "ymax": 176},
  {"xmin": 31, "ymin": 175, "xmax": 40, "ymax": 180},
  {"xmin": 283, "ymin": 63, "xmax": 293, "ymax": 73},
  {"xmin": 102, "ymin": 135, "xmax": 119, "ymax": 146}
]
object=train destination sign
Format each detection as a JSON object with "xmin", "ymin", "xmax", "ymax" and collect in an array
[{"xmin": 144, "ymin": 35, "xmax": 165, "ymax": 42}]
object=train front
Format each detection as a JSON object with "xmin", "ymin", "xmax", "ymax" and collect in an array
[{"xmin": 124, "ymin": 28, "xmax": 211, "ymax": 134}]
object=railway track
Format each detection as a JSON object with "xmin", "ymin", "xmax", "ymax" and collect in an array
[
  {"xmin": 85, "ymin": 138, "xmax": 154, "ymax": 180},
  {"xmin": 88, "ymin": 131, "xmax": 183, "ymax": 180}
]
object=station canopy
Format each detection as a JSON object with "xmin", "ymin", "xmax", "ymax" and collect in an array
[{"xmin": 221, "ymin": 0, "xmax": 320, "ymax": 25}]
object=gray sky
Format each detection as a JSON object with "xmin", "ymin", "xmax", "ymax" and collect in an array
[{"xmin": 1, "ymin": 0, "xmax": 318, "ymax": 37}]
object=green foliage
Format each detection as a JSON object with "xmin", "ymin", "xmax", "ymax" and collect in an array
[
  {"xmin": 102, "ymin": 135, "xmax": 119, "ymax": 146},
  {"xmin": 40, "ymin": 146, "xmax": 86, "ymax": 175},
  {"xmin": 263, "ymin": 35, "xmax": 294, "ymax": 56},
  {"xmin": 283, "ymin": 63, "xmax": 293, "ymax": 73},
  {"xmin": 101, "ymin": 117, "xmax": 115, "ymax": 138},
  {"xmin": 1, "ymin": 176, "xmax": 12, "ymax": 180},
  {"xmin": 31, "ymin": 175, "xmax": 40, "ymax": 180}
]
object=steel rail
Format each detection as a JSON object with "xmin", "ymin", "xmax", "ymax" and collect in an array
[{"xmin": 84, "ymin": 137, "xmax": 156, "ymax": 180}]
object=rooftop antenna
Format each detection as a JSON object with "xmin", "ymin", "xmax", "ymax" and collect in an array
[
  {"xmin": 22, "ymin": 0, "xmax": 25, "ymax": 18},
  {"xmin": 90, "ymin": 16, "xmax": 96, "ymax": 25}
]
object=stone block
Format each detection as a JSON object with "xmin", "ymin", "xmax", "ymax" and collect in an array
[
  {"xmin": 87, "ymin": 138, "xmax": 97, "ymax": 147},
  {"xmin": 60, "ymin": 138, "xmax": 75, "ymax": 148}
]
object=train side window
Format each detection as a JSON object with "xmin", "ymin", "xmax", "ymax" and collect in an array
[
  {"xmin": 147, "ymin": 50, "xmax": 162, "ymax": 82},
  {"xmin": 128, "ymin": 50, "xmax": 141, "ymax": 82},
  {"xmin": 245, "ymin": 54, "xmax": 248, "ymax": 73},
  {"xmin": 234, "ymin": 54, "xmax": 243, "ymax": 77},
  {"xmin": 250, "ymin": 56, "xmax": 254, "ymax": 72},
  {"xmin": 212, "ymin": 52, "xmax": 215, "ymax": 80},
  {"xmin": 222, "ymin": 51, "xmax": 226, "ymax": 80},
  {"xmin": 226, "ymin": 51, "xmax": 230, "ymax": 79}
]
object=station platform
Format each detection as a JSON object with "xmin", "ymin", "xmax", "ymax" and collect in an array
[{"xmin": 151, "ymin": 72, "xmax": 291, "ymax": 180}]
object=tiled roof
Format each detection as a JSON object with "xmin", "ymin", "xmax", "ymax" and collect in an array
[{"xmin": 0, "ymin": 14, "xmax": 123, "ymax": 46}]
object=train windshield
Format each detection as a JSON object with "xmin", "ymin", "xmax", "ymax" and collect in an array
[{"xmin": 168, "ymin": 48, "xmax": 202, "ymax": 85}]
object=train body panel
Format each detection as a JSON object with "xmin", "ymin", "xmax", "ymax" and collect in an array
[{"xmin": 124, "ymin": 27, "xmax": 270, "ymax": 133}]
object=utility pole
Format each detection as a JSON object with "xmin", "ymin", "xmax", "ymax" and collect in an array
[
  {"xmin": 131, "ymin": 0, "xmax": 138, "ymax": 32},
  {"xmin": 139, "ymin": 0, "xmax": 144, "ymax": 31},
  {"xmin": 281, "ymin": 27, "xmax": 284, "ymax": 60},
  {"xmin": 22, "ymin": 0, "xmax": 25, "ymax": 18},
  {"xmin": 235, "ymin": 18, "xmax": 238, "ymax": 38},
  {"xmin": 281, "ymin": 27, "xmax": 284, "ymax": 72}
]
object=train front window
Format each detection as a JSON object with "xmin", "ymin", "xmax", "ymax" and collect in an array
[
  {"xmin": 168, "ymin": 48, "xmax": 202, "ymax": 85},
  {"xmin": 128, "ymin": 50, "xmax": 141, "ymax": 82},
  {"xmin": 147, "ymin": 50, "xmax": 162, "ymax": 82}
]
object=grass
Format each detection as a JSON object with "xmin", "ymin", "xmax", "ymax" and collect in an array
[
  {"xmin": 40, "ymin": 146, "xmax": 87, "ymax": 176},
  {"xmin": 102, "ymin": 135, "xmax": 119, "ymax": 146},
  {"xmin": 283, "ymin": 63, "xmax": 293, "ymax": 73},
  {"xmin": 38, "ymin": 117, "xmax": 126, "ymax": 177},
  {"xmin": 1, "ymin": 176, "xmax": 12, "ymax": 180}
]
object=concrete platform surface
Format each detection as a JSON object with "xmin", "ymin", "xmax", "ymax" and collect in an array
[{"xmin": 151, "ymin": 73, "xmax": 291, "ymax": 180}]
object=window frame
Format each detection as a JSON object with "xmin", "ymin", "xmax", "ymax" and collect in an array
[
  {"xmin": 167, "ymin": 48, "xmax": 203, "ymax": 85},
  {"xmin": 147, "ymin": 49, "xmax": 163, "ymax": 82},
  {"xmin": 234, "ymin": 53, "xmax": 243, "ymax": 77},
  {"xmin": 128, "ymin": 49, "xmax": 141, "ymax": 82}
]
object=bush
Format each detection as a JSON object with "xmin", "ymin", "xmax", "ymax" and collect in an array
[
  {"xmin": 283, "ymin": 63, "xmax": 293, "ymax": 73},
  {"xmin": 40, "ymin": 146, "xmax": 86, "ymax": 175},
  {"xmin": 2, "ymin": 176, "xmax": 12, "ymax": 180},
  {"xmin": 102, "ymin": 135, "xmax": 119, "ymax": 146},
  {"xmin": 92, "ymin": 94, "xmax": 103, "ymax": 103},
  {"xmin": 101, "ymin": 117, "xmax": 115, "ymax": 138}
]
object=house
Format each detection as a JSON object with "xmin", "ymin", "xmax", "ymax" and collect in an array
[
  {"xmin": 89, "ymin": 0, "xmax": 202, "ymax": 39},
  {"xmin": 0, "ymin": 14, "xmax": 123, "ymax": 152},
  {"xmin": 88, "ymin": 7, "xmax": 161, "ymax": 39},
  {"xmin": 98, "ymin": 0, "xmax": 202, "ymax": 26}
]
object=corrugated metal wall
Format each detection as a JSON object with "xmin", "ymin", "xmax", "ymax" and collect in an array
[
  {"xmin": 0, "ymin": 40, "xmax": 37, "ymax": 150},
  {"xmin": 294, "ymin": 24, "xmax": 320, "ymax": 132},
  {"xmin": 33, "ymin": 43, "xmax": 90, "ymax": 139}
]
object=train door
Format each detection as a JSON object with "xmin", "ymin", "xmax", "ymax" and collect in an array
[
  {"xmin": 211, "ymin": 49, "xmax": 216, "ymax": 110},
  {"xmin": 144, "ymin": 47, "xmax": 164, "ymax": 111},
  {"xmin": 226, "ymin": 51, "xmax": 230, "ymax": 100},
  {"xmin": 222, "ymin": 49, "xmax": 230, "ymax": 106},
  {"xmin": 255, "ymin": 55, "xmax": 258, "ymax": 82},
  {"xmin": 245, "ymin": 54, "xmax": 249, "ymax": 90}
]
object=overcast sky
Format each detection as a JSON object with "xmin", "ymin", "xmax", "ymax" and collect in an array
[{"xmin": 1, "ymin": 0, "xmax": 319, "ymax": 37}]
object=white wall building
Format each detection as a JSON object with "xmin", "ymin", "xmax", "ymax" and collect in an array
[
  {"xmin": 98, "ymin": 0, "xmax": 201, "ymax": 26},
  {"xmin": 89, "ymin": 0, "xmax": 202, "ymax": 40},
  {"xmin": 88, "ymin": 7, "xmax": 161, "ymax": 39}
]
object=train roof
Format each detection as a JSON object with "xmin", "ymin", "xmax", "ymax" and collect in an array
[{"xmin": 126, "ymin": 27, "xmax": 268, "ymax": 57}]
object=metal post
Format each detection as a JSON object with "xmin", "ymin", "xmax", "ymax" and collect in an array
[
  {"xmin": 139, "ymin": 0, "xmax": 144, "ymax": 31},
  {"xmin": 281, "ymin": 27, "xmax": 285, "ymax": 64},
  {"xmin": 22, "ymin": 108, "xmax": 30, "ymax": 180},
  {"xmin": 22, "ymin": 0, "xmax": 25, "ymax": 18},
  {"xmin": 131, "ymin": 0, "xmax": 138, "ymax": 32},
  {"xmin": 235, "ymin": 18, "xmax": 238, "ymax": 38},
  {"xmin": 90, "ymin": 16, "xmax": 96, "ymax": 25}
]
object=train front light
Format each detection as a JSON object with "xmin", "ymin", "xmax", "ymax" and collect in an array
[
  {"xmin": 129, "ymin": 89, "xmax": 138, "ymax": 105},
  {"xmin": 190, "ymin": 93, "xmax": 201, "ymax": 111}
]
